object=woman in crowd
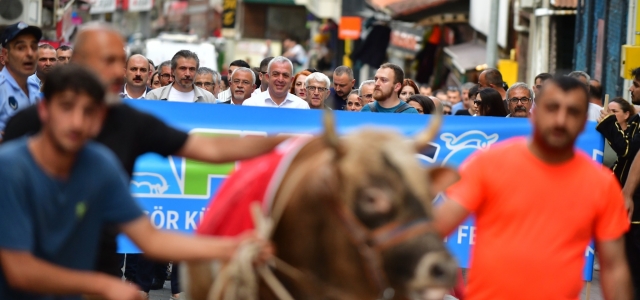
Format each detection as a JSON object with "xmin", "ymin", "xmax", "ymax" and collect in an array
[
  {"xmin": 398, "ymin": 79, "xmax": 419, "ymax": 102},
  {"xmin": 475, "ymin": 88, "xmax": 508, "ymax": 117},
  {"xmin": 597, "ymin": 97, "xmax": 640, "ymax": 187},
  {"xmin": 407, "ymin": 94, "xmax": 435, "ymax": 114},
  {"xmin": 346, "ymin": 89, "xmax": 363, "ymax": 112},
  {"xmin": 149, "ymin": 72, "xmax": 161, "ymax": 90},
  {"xmin": 290, "ymin": 70, "xmax": 312, "ymax": 99}
]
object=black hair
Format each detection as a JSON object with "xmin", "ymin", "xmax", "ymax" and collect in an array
[
  {"xmin": 43, "ymin": 65, "xmax": 105, "ymax": 105},
  {"xmin": 147, "ymin": 58, "xmax": 155, "ymax": 69},
  {"xmin": 260, "ymin": 57, "xmax": 274, "ymax": 72},
  {"xmin": 477, "ymin": 88, "xmax": 508, "ymax": 117},
  {"xmin": 589, "ymin": 80, "xmax": 602, "ymax": 100},
  {"xmin": 230, "ymin": 59, "xmax": 250, "ymax": 69},
  {"xmin": 251, "ymin": 67, "xmax": 262, "ymax": 88},
  {"xmin": 39, "ymin": 43, "xmax": 55, "ymax": 50},
  {"xmin": 407, "ymin": 95, "xmax": 436, "ymax": 114},
  {"xmin": 379, "ymin": 63, "xmax": 404, "ymax": 85},
  {"xmin": 483, "ymin": 68, "xmax": 504, "ymax": 87},
  {"xmin": 632, "ymin": 67, "xmax": 640, "ymax": 81},
  {"xmin": 534, "ymin": 72, "xmax": 553, "ymax": 83},
  {"xmin": 549, "ymin": 75, "xmax": 590, "ymax": 109},
  {"xmin": 56, "ymin": 45, "xmax": 72, "ymax": 51},
  {"xmin": 171, "ymin": 50, "xmax": 200, "ymax": 70},
  {"xmin": 468, "ymin": 84, "xmax": 480, "ymax": 99}
]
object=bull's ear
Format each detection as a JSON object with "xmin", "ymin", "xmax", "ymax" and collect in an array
[
  {"xmin": 427, "ymin": 167, "xmax": 459, "ymax": 199},
  {"xmin": 322, "ymin": 109, "xmax": 345, "ymax": 160}
]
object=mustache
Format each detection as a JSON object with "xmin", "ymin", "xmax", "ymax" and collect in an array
[
  {"xmin": 514, "ymin": 106, "xmax": 527, "ymax": 112},
  {"xmin": 134, "ymin": 76, "xmax": 143, "ymax": 81}
]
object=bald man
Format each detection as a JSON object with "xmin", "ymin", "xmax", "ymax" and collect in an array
[
  {"xmin": 2, "ymin": 22, "xmax": 288, "ymax": 289},
  {"xmin": 122, "ymin": 54, "xmax": 150, "ymax": 99}
]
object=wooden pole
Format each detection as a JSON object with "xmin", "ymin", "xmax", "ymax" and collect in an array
[
  {"xmin": 603, "ymin": 94, "xmax": 610, "ymax": 112},
  {"xmin": 585, "ymin": 281, "xmax": 592, "ymax": 300}
]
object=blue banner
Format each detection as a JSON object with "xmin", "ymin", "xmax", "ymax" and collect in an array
[{"xmin": 120, "ymin": 100, "xmax": 604, "ymax": 281}]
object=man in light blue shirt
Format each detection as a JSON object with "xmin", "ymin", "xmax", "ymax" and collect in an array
[
  {"xmin": 27, "ymin": 44, "xmax": 57, "ymax": 91},
  {"xmin": 0, "ymin": 22, "xmax": 42, "ymax": 138}
]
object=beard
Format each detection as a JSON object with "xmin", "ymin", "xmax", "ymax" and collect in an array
[{"xmin": 373, "ymin": 88, "xmax": 393, "ymax": 101}]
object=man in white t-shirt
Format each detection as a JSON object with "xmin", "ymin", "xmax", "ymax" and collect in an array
[
  {"xmin": 243, "ymin": 56, "xmax": 309, "ymax": 109},
  {"xmin": 145, "ymin": 50, "xmax": 216, "ymax": 103}
]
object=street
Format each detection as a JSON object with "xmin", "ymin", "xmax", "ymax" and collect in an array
[{"xmin": 146, "ymin": 270, "xmax": 605, "ymax": 300}]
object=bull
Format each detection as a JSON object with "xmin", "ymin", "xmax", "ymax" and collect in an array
[{"xmin": 182, "ymin": 111, "xmax": 460, "ymax": 300}]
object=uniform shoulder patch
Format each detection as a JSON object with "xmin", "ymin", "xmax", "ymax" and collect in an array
[{"xmin": 8, "ymin": 96, "xmax": 18, "ymax": 110}]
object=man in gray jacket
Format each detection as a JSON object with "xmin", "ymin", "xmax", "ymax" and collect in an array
[{"xmin": 146, "ymin": 50, "xmax": 216, "ymax": 103}]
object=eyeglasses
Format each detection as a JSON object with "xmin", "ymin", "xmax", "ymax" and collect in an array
[
  {"xmin": 195, "ymin": 82, "xmax": 214, "ymax": 88},
  {"xmin": 362, "ymin": 94, "xmax": 373, "ymax": 99},
  {"xmin": 160, "ymin": 74, "xmax": 175, "ymax": 79},
  {"xmin": 306, "ymin": 86, "xmax": 328, "ymax": 92},
  {"xmin": 508, "ymin": 97, "xmax": 531, "ymax": 104},
  {"xmin": 473, "ymin": 100, "xmax": 482, "ymax": 105}
]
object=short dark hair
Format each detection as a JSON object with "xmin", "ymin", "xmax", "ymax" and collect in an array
[
  {"xmin": 42, "ymin": 65, "xmax": 105, "ymax": 105},
  {"xmin": 632, "ymin": 67, "xmax": 640, "ymax": 81},
  {"xmin": 171, "ymin": 50, "xmax": 199, "ymax": 70},
  {"xmin": 56, "ymin": 45, "xmax": 72, "ymax": 51},
  {"xmin": 534, "ymin": 72, "xmax": 553, "ymax": 83},
  {"xmin": 483, "ymin": 68, "xmax": 503, "ymax": 86},
  {"xmin": 610, "ymin": 97, "xmax": 636, "ymax": 118},
  {"xmin": 589, "ymin": 80, "xmax": 602, "ymax": 100},
  {"xmin": 251, "ymin": 67, "xmax": 262, "ymax": 87},
  {"xmin": 147, "ymin": 58, "xmax": 155, "ymax": 69},
  {"xmin": 541, "ymin": 75, "xmax": 590, "ymax": 110},
  {"xmin": 230, "ymin": 59, "xmax": 250, "ymax": 69},
  {"xmin": 379, "ymin": 63, "xmax": 404, "ymax": 85},
  {"xmin": 38, "ymin": 43, "xmax": 55, "ymax": 50},
  {"xmin": 468, "ymin": 84, "xmax": 480, "ymax": 99},
  {"xmin": 260, "ymin": 57, "xmax": 274, "ymax": 72}
]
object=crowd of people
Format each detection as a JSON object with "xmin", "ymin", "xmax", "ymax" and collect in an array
[{"xmin": 2, "ymin": 18, "xmax": 640, "ymax": 300}]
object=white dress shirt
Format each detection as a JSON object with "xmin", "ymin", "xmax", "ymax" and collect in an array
[
  {"xmin": 588, "ymin": 102, "xmax": 602, "ymax": 121},
  {"xmin": 243, "ymin": 90, "xmax": 310, "ymax": 109},
  {"xmin": 122, "ymin": 84, "xmax": 148, "ymax": 99}
]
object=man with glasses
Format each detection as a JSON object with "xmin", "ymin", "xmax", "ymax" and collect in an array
[
  {"xmin": 217, "ymin": 60, "xmax": 250, "ymax": 102},
  {"xmin": 195, "ymin": 67, "xmax": 218, "ymax": 97},
  {"xmin": 243, "ymin": 56, "xmax": 309, "ymax": 109},
  {"xmin": 146, "ymin": 50, "xmax": 216, "ymax": 103},
  {"xmin": 359, "ymin": 80, "xmax": 374, "ymax": 105},
  {"xmin": 304, "ymin": 72, "xmax": 331, "ymax": 109},
  {"xmin": 157, "ymin": 60, "xmax": 174, "ymax": 87},
  {"xmin": 221, "ymin": 67, "xmax": 255, "ymax": 105},
  {"xmin": 505, "ymin": 82, "xmax": 534, "ymax": 118}
]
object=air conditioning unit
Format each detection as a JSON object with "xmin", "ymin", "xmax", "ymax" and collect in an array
[{"xmin": 0, "ymin": 0, "xmax": 42, "ymax": 26}]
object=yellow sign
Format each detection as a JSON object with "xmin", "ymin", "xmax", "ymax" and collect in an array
[{"xmin": 222, "ymin": 0, "xmax": 237, "ymax": 29}]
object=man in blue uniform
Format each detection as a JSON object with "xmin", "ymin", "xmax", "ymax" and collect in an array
[
  {"xmin": 0, "ymin": 65, "xmax": 269, "ymax": 300},
  {"xmin": 0, "ymin": 22, "xmax": 42, "ymax": 138}
]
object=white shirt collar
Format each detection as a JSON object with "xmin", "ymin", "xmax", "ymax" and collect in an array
[{"xmin": 123, "ymin": 83, "xmax": 147, "ymax": 99}]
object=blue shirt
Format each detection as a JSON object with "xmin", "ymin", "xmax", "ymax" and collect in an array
[
  {"xmin": 451, "ymin": 102, "xmax": 464, "ymax": 114},
  {"xmin": 360, "ymin": 100, "xmax": 419, "ymax": 113},
  {"xmin": 27, "ymin": 73, "xmax": 41, "ymax": 89},
  {"xmin": 0, "ymin": 138, "xmax": 144, "ymax": 300},
  {"xmin": 0, "ymin": 68, "xmax": 41, "ymax": 137}
]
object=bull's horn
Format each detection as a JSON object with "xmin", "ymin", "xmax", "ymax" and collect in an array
[
  {"xmin": 414, "ymin": 107, "xmax": 443, "ymax": 151},
  {"xmin": 322, "ymin": 109, "xmax": 344, "ymax": 158}
]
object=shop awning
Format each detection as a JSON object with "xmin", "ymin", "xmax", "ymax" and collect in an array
[
  {"xmin": 367, "ymin": 0, "xmax": 469, "ymax": 23},
  {"xmin": 443, "ymin": 41, "xmax": 486, "ymax": 74},
  {"xmin": 551, "ymin": 0, "xmax": 577, "ymax": 8}
]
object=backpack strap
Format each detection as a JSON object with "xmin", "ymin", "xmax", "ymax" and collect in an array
[
  {"xmin": 368, "ymin": 102, "xmax": 378, "ymax": 112},
  {"xmin": 394, "ymin": 102, "xmax": 412, "ymax": 113}
]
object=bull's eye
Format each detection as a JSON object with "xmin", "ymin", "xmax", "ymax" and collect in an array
[{"xmin": 430, "ymin": 264, "xmax": 445, "ymax": 279}]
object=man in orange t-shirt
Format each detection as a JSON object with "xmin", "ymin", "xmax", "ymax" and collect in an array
[{"xmin": 435, "ymin": 76, "xmax": 632, "ymax": 300}]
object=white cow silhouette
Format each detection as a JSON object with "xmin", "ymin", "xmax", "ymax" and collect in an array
[{"xmin": 131, "ymin": 172, "xmax": 170, "ymax": 195}]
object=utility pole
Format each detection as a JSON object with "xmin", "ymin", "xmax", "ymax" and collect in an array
[{"xmin": 486, "ymin": 0, "xmax": 500, "ymax": 68}]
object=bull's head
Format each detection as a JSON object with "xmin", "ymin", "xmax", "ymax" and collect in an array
[{"xmin": 321, "ymin": 110, "xmax": 459, "ymax": 299}]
